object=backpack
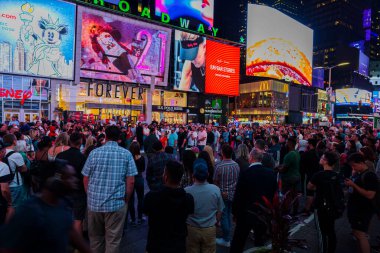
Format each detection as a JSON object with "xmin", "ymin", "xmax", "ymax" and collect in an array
[
  {"xmin": 0, "ymin": 151, "xmax": 16, "ymax": 184},
  {"xmin": 362, "ymin": 170, "xmax": 380, "ymax": 214},
  {"xmin": 320, "ymin": 173, "xmax": 345, "ymax": 219}
]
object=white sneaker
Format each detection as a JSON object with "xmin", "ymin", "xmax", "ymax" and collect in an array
[{"xmin": 216, "ymin": 238, "xmax": 231, "ymax": 247}]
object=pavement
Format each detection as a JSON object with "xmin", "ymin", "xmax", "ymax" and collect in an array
[
  {"xmin": 121, "ymin": 211, "xmax": 380, "ymax": 253},
  {"xmin": 120, "ymin": 156, "xmax": 380, "ymax": 253}
]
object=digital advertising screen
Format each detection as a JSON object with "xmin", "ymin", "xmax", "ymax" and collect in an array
[
  {"xmin": 79, "ymin": 7, "xmax": 172, "ymax": 85},
  {"xmin": 205, "ymin": 40, "xmax": 240, "ymax": 96},
  {"xmin": 246, "ymin": 4, "xmax": 313, "ymax": 86},
  {"xmin": 335, "ymin": 88, "xmax": 372, "ymax": 105},
  {"xmin": 0, "ymin": 0, "xmax": 76, "ymax": 80},
  {"xmin": 156, "ymin": 0, "xmax": 214, "ymax": 28},
  {"xmin": 174, "ymin": 30, "xmax": 206, "ymax": 92},
  {"xmin": 312, "ymin": 68, "xmax": 325, "ymax": 89},
  {"xmin": 358, "ymin": 51, "xmax": 369, "ymax": 76}
]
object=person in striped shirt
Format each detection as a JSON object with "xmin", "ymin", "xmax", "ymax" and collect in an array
[{"xmin": 213, "ymin": 144, "xmax": 240, "ymax": 248}]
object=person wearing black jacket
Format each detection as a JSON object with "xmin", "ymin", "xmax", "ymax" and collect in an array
[
  {"xmin": 308, "ymin": 151, "xmax": 342, "ymax": 253},
  {"xmin": 143, "ymin": 160, "xmax": 194, "ymax": 253},
  {"xmin": 301, "ymin": 138, "xmax": 321, "ymax": 214},
  {"xmin": 231, "ymin": 149, "xmax": 277, "ymax": 252},
  {"xmin": 143, "ymin": 127, "xmax": 159, "ymax": 156}
]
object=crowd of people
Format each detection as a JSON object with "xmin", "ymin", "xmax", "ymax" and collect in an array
[{"xmin": 0, "ymin": 117, "xmax": 378, "ymax": 253}]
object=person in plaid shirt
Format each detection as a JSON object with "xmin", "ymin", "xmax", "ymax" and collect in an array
[
  {"xmin": 213, "ymin": 144, "xmax": 240, "ymax": 248},
  {"xmin": 82, "ymin": 125, "xmax": 137, "ymax": 253}
]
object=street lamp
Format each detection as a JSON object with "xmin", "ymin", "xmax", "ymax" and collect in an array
[{"xmin": 314, "ymin": 62, "xmax": 350, "ymax": 118}]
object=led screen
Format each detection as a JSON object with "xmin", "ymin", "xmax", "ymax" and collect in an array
[
  {"xmin": 173, "ymin": 30, "xmax": 206, "ymax": 92},
  {"xmin": 156, "ymin": 0, "xmax": 214, "ymax": 28},
  {"xmin": 205, "ymin": 40, "xmax": 240, "ymax": 96},
  {"xmin": 312, "ymin": 68, "xmax": 325, "ymax": 89},
  {"xmin": 0, "ymin": 0, "xmax": 76, "ymax": 79},
  {"xmin": 79, "ymin": 7, "xmax": 171, "ymax": 85},
  {"xmin": 336, "ymin": 88, "xmax": 372, "ymax": 105},
  {"xmin": 359, "ymin": 51, "xmax": 369, "ymax": 76},
  {"xmin": 246, "ymin": 4, "xmax": 313, "ymax": 86}
]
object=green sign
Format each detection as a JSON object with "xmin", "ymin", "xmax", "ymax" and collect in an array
[
  {"xmin": 72, "ymin": 0, "xmax": 220, "ymax": 37},
  {"xmin": 374, "ymin": 117, "xmax": 380, "ymax": 130}
]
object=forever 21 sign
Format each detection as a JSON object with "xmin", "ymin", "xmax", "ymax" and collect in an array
[{"xmin": 87, "ymin": 83, "xmax": 145, "ymax": 100}]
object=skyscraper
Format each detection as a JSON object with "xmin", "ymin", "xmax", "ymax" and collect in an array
[
  {"xmin": 370, "ymin": 0, "xmax": 380, "ymax": 60},
  {"xmin": 0, "ymin": 42, "xmax": 12, "ymax": 73},
  {"xmin": 14, "ymin": 40, "xmax": 26, "ymax": 73}
]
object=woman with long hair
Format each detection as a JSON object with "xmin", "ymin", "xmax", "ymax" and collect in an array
[
  {"xmin": 359, "ymin": 146, "xmax": 376, "ymax": 172},
  {"xmin": 47, "ymin": 132, "xmax": 70, "ymax": 161},
  {"xmin": 235, "ymin": 144, "xmax": 250, "ymax": 172},
  {"xmin": 83, "ymin": 136, "xmax": 95, "ymax": 155},
  {"xmin": 180, "ymin": 149, "xmax": 196, "ymax": 188},
  {"xmin": 128, "ymin": 141, "xmax": 145, "ymax": 226}
]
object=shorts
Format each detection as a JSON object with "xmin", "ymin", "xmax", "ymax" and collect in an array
[
  {"xmin": 348, "ymin": 214, "xmax": 373, "ymax": 233},
  {"xmin": 72, "ymin": 193, "xmax": 87, "ymax": 221},
  {"xmin": 10, "ymin": 186, "xmax": 27, "ymax": 208}
]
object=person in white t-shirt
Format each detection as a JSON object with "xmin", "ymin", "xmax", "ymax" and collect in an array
[
  {"xmin": 197, "ymin": 126, "xmax": 207, "ymax": 151},
  {"xmin": 0, "ymin": 141, "xmax": 12, "ymax": 224},
  {"xmin": 187, "ymin": 127, "xmax": 198, "ymax": 148},
  {"xmin": 3, "ymin": 134, "xmax": 27, "ymax": 209}
]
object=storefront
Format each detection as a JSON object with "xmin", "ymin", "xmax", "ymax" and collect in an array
[
  {"xmin": 0, "ymin": 74, "xmax": 50, "ymax": 122},
  {"xmin": 152, "ymin": 90, "xmax": 187, "ymax": 124},
  {"xmin": 57, "ymin": 82, "xmax": 147, "ymax": 122},
  {"xmin": 237, "ymin": 80, "xmax": 289, "ymax": 124}
]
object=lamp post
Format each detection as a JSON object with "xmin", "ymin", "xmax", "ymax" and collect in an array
[{"xmin": 314, "ymin": 62, "xmax": 350, "ymax": 119}]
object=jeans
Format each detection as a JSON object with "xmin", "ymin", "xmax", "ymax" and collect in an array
[
  {"xmin": 128, "ymin": 175, "xmax": 144, "ymax": 221},
  {"xmin": 221, "ymin": 199, "xmax": 232, "ymax": 242},
  {"xmin": 316, "ymin": 209, "xmax": 337, "ymax": 253}
]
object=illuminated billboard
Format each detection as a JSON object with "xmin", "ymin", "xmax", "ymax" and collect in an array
[
  {"xmin": 78, "ymin": 7, "xmax": 171, "ymax": 85},
  {"xmin": 336, "ymin": 88, "xmax": 372, "ymax": 105},
  {"xmin": 156, "ymin": 0, "xmax": 214, "ymax": 28},
  {"xmin": 246, "ymin": 4, "xmax": 313, "ymax": 86},
  {"xmin": 174, "ymin": 30, "xmax": 206, "ymax": 92},
  {"xmin": 0, "ymin": 0, "xmax": 76, "ymax": 80},
  {"xmin": 205, "ymin": 40, "xmax": 240, "ymax": 96}
]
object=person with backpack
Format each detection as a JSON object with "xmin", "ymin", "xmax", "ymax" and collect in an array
[
  {"xmin": 2, "ymin": 134, "xmax": 27, "ymax": 209},
  {"xmin": 345, "ymin": 153, "xmax": 379, "ymax": 253},
  {"xmin": 308, "ymin": 151, "xmax": 344, "ymax": 253}
]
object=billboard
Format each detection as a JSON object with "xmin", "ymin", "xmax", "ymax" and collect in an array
[
  {"xmin": 246, "ymin": 4, "xmax": 313, "ymax": 86},
  {"xmin": 156, "ymin": 0, "xmax": 214, "ymax": 28},
  {"xmin": 174, "ymin": 30, "xmax": 206, "ymax": 92},
  {"xmin": 358, "ymin": 51, "xmax": 369, "ymax": 76},
  {"xmin": 336, "ymin": 88, "xmax": 372, "ymax": 105},
  {"xmin": 312, "ymin": 68, "xmax": 325, "ymax": 89},
  {"xmin": 79, "ymin": 7, "xmax": 171, "ymax": 85},
  {"xmin": 0, "ymin": 0, "xmax": 76, "ymax": 80},
  {"xmin": 205, "ymin": 40, "xmax": 240, "ymax": 96}
]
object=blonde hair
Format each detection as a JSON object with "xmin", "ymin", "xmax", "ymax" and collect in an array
[
  {"xmin": 236, "ymin": 144, "xmax": 250, "ymax": 161},
  {"xmin": 84, "ymin": 135, "xmax": 94, "ymax": 151},
  {"xmin": 54, "ymin": 132, "xmax": 69, "ymax": 147},
  {"xmin": 203, "ymin": 145, "xmax": 215, "ymax": 167}
]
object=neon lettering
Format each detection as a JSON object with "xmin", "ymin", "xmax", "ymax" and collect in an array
[
  {"xmin": 119, "ymin": 0, "xmax": 130, "ymax": 12},
  {"xmin": 161, "ymin": 13, "xmax": 170, "ymax": 23},
  {"xmin": 197, "ymin": 24, "xmax": 205, "ymax": 34},
  {"xmin": 180, "ymin": 18, "xmax": 190, "ymax": 28},
  {"xmin": 93, "ymin": 0, "xmax": 104, "ymax": 6},
  {"xmin": 141, "ymin": 7, "xmax": 151, "ymax": 19},
  {"xmin": 212, "ymin": 27, "xmax": 219, "ymax": 36}
]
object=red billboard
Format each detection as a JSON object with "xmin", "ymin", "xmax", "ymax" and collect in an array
[{"xmin": 205, "ymin": 40, "xmax": 240, "ymax": 96}]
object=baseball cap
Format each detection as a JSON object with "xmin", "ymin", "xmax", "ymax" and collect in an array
[
  {"xmin": 180, "ymin": 36, "xmax": 204, "ymax": 61},
  {"xmin": 20, "ymin": 124, "xmax": 31, "ymax": 133},
  {"xmin": 193, "ymin": 158, "xmax": 208, "ymax": 181}
]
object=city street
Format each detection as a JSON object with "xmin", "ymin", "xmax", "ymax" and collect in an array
[{"xmin": 121, "ymin": 210, "xmax": 380, "ymax": 253}]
